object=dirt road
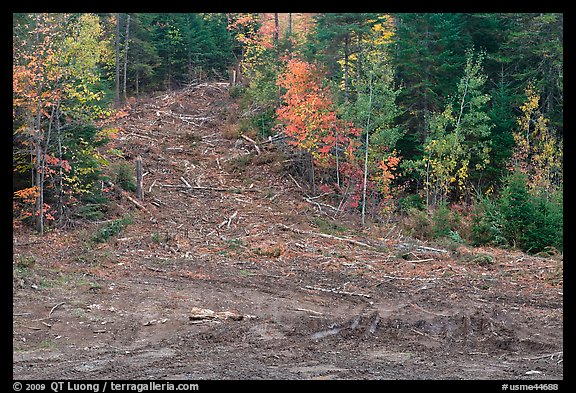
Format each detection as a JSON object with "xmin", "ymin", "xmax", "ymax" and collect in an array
[{"xmin": 13, "ymin": 82, "xmax": 563, "ymax": 380}]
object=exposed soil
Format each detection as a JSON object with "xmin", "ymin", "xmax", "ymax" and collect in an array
[{"xmin": 13, "ymin": 82, "xmax": 563, "ymax": 380}]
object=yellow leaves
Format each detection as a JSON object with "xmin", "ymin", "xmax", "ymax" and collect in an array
[{"xmin": 512, "ymin": 85, "xmax": 563, "ymax": 194}]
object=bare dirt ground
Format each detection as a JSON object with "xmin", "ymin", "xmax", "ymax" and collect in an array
[{"xmin": 13, "ymin": 82, "xmax": 563, "ymax": 381}]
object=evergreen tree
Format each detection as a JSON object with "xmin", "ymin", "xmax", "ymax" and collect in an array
[
  {"xmin": 311, "ymin": 13, "xmax": 379, "ymax": 101},
  {"xmin": 394, "ymin": 13, "xmax": 472, "ymax": 145}
]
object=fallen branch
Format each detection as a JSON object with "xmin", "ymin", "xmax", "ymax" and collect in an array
[
  {"xmin": 304, "ymin": 196, "xmax": 339, "ymax": 212},
  {"xmin": 180, "ymin": 176, "xmax": 192, "ymax": 188},
  {"xmin": 49, "ymin": 302, "xmax": 65, "ymax": 318},
  {"xmin": 241, "ymin": 134, "xmax": 256, "ymax": 144},
  {"xmin": 240, "ymin": 134, "xmax": 258, "ymax": 146},
  {"xmin": 416, "ymin": 245, "xmax": 449, "ymax": 253},
  {"xmin": 287, "ymin": 173, "xmax": 302, "ymax": 189},
  {"xmin": 218, "ymin": 211, "xmax": 238, "ymax": 229},
  {"xmin": 106, "ymin": 181, "xmax": 150, "ymax": 212},
  {"xmin": 293, "ymin": 307, "xmax": 324, "ymax": 315},
  {"xmin": 302, "ymin": 285, "xmax": 372, "ymax": 299},
  {"xmin": 522, "ymin": 352, "xmax": 563, "ymax": 361},
  {"xmin": 145, "ymin": 266, "xmax": 167, "ymax": 273},
  {"xmin": 405, "ymin": 258, "xmax": 435, "ymax": 263},
  {"xmin": 148, "ymin": 179, "xmax": 157, "ymax": 193},
  {"xmin": 158, "ymin": 182, "xmax": 258, "ymax": 194},
  {"xmin": 278, "ymin": 224, "xmax": 373, "ymax": 249},
  {"xmin": 261, "ymin": 133, "xmax": 287, "ymax": 144},
  {"xmin": 380, "ymin": 274, "xmax": 442, "ymax": 282}
]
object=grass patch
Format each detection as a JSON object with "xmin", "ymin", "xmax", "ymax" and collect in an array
[
  {"xmin": 459, "ymin": 252, "xmax": 495, "ymax": 267},
  {"xmin": 311, "ymin": 217, "xmax": 348, "ymax": 235},
  {"xmin": 38, "ymin": 339, "xmax": 58, "ymax": 350},
  {"xmin": 226, "ymin": 154, "xmax": 254, "ymax": 173},
  {"xmin": 151, "ymin": 231, "xmax": 168, "ymax": 244},
  {"xmin": 16, "ymin": 254, "xmax": 36, "ymax": 269},
  {"xmin": 225, "ymin": 238, "xmax": 246, "ymax": 251}
]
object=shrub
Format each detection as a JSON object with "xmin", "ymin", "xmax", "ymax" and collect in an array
[
  {"xmin": 499, "ymin": 171, "xmax": 533, "ymax": 249},
  {"xmin": 470, "ymin": 195, "xmax": 506, "ymax": 246},
  {"xmin": 431, "ymin": 202, "xmax": 459, "ymax": 239},
  {"xmin": 402, "ymin": 207, "xmax": 431, "ymax": 239},
  {"xmin": 495, "ymin": 170, "xmax": 562, "ymax": 253},
  {"xmin": 398, "ymin": 194, "xmax": 425, "ymax": 213},
  {"xmin": 112, "ymin": 162, "xmax": 136, "ymax": 192},
  {"xmin": 91, "ymin": 214, "xmax": 133, "ymax": 243},
  {"xmin": 523, "ymin": 188, "xmax": 563, "ymax": 253}
]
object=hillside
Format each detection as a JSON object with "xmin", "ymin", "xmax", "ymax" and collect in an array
[{"xmin": 13, "ymin": 82, "xmax": 563, "ymax": 380}]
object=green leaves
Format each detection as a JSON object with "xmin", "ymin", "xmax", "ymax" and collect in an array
[{"xmin": 422, "ymin": 49, "xmax": 493, "ymax": 205}]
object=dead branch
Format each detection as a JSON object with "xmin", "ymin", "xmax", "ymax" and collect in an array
[
  {"xmin": 287, "ymin": 173, "xmax": 302, "ymax": 189},
  {"xmin": 145, "ymin": 266, "xmax": 166, "ymax": 273},
  {"xmin": 148, "ymin": 179, "xmax": 157, "ymax": 193},
  {"xmin": 416, "ymin": 245, "xmax": 449, "ymax": 253},
  {"xmin": 240, "ymin": 134, "xmax": 261, "ymax": 155},
  {"xmin": 380, "ymin": 274, "xmax": 442, "ymax": 282},
  {"xmin": 48, "ymin": 302, "xmax": 65, "ymax": 318},
  {"xmin": 278, "ymin": 224, "xmax": 373, "ymax": 249},
  {"xmin": 383, "ymin": 225, "xmax": 397, "ymax": 241},
  {"xmin": 227, "ymin": 211, "xmax": 238, "ymax": 229},
  {"xmin": 240, "ymin": 134, "xmax": 257, "ymax": 145},
  {"xmin": 304, "ymin": 196, "xmax": 339, "ymax": 212},
  {"xmin": 405, "ymin": 258, "xmax": 435, "ymax": 263},
  {"xmin": 302, "ymin": 285, "xmax": 372, "ymax": 299},
  {"xmin": 218, "ymin": 211, "xmax": 238, "ymax": 229},
  {"xmin": 180, "ymin": 176, "xmax": 192, "ymax": 188},
  {"xmin": 158, "ymin": 182, "xmax": 258, "ymax": 194},
  {"xmin": 522, "ymin": 352, "xmax": 563, "ymax": 361},
  {"xmin": 293, "ymin": 307, "xmax": 324, "ymax": 315},
  {"xmin": 106, "ymin": 181, "xmax": 150, "ymax": 212},
  {"xmin": 261, "ymin": 133, "xmax": 287, "ymax": 144}
]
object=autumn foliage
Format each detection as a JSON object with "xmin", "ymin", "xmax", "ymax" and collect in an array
[{"xmin": 276, "ymin": 58, "xmax": 364, "ymax": 203}]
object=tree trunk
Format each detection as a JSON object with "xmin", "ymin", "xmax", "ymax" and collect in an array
[
  {"xmin": 361, "ymin": 72, "xmax": 374, "ymax": 226},
  {"xmin": 56, "ymin": 102, "xmax": 64, "ymax": 225},
  {"xmin": 34, "ymin": 80, "xmax": 44, "ymax": 235},
  {"xmin": 335, "ymin": 129, "xmax": 340, "ymax": 188},
  {"xmin": 344, "ymin": 34, "xmax": 350, "ymax": 102},
  {"xmin": 35, "ymin": 142, "xmax": 43, "ymax": 235},
  {"xmin": 274, "ymin": 13, "xmax": 279, "ymax": 47},
  {"xmin": 123, "ymin": 13, "xmax": 130, "ymax": 103},
  {"xmin": 114, "ymin": 13, "xmax": 121, "ymax": 108}
]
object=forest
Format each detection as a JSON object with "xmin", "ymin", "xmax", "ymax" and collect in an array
[{"xmin": 13, "ymin": 13, "xmax": 563, "ymax": 254}]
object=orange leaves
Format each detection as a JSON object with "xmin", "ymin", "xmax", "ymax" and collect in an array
[
  {"xmin": 14, "ymin": 186, "xmax": 39, "ymax": 204},
  {"xmin": 276, "ymin": 58, "xmax": 357, "ymax": 164},
  {"xmin": 44, "ymin": 154, "xmax": 71, "ymax": 173},
  {"xmin": 13, "ymin": 187, "xmax": 55, "ymax": 223},
  {"xmin": 373, "ymin": 149, "xmax": 402, "ymax": 212}
]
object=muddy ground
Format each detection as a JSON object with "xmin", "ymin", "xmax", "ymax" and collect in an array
[{"xmin": 13, "ymin": 82, "xmax": 563, "ymax": 381}]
